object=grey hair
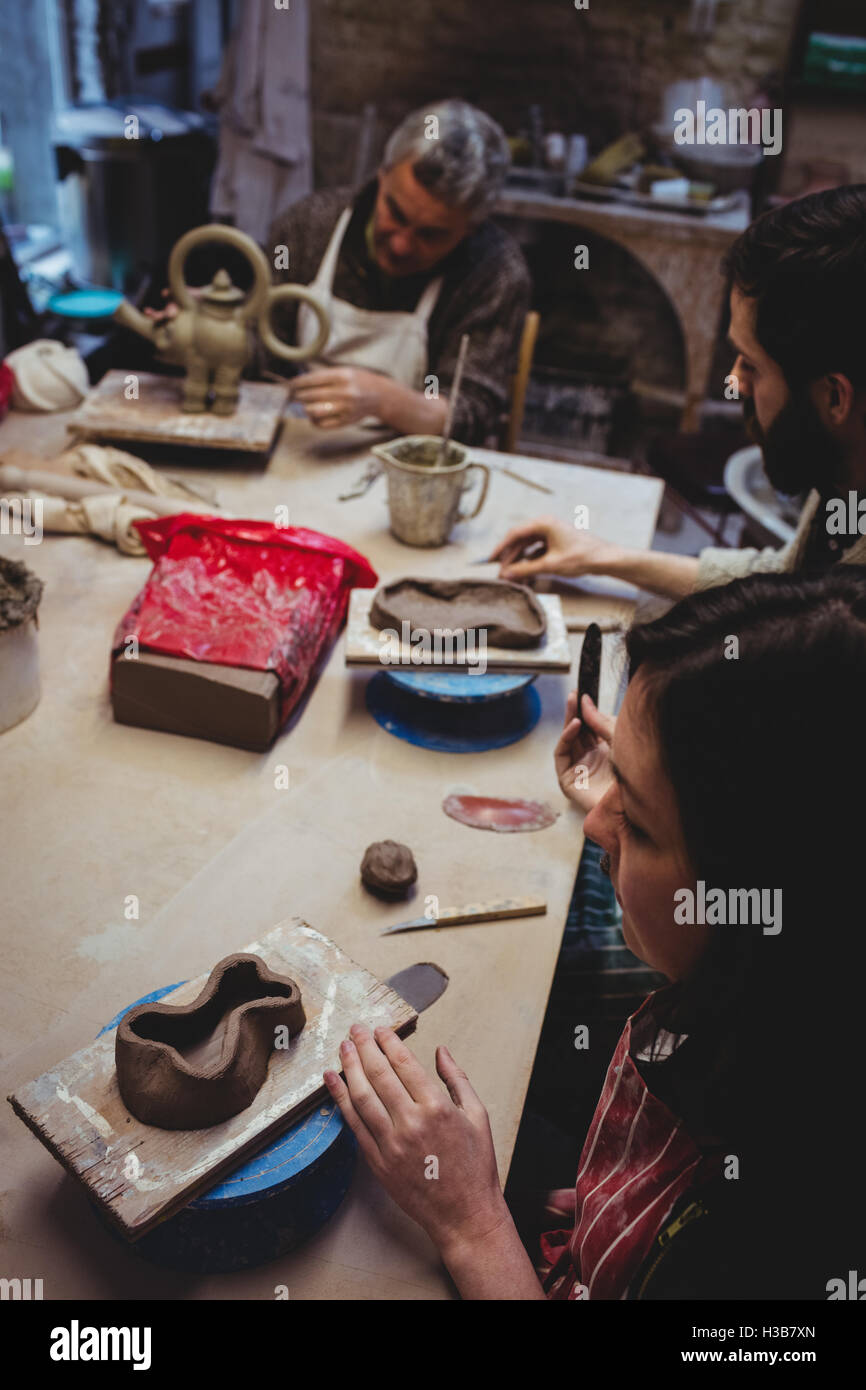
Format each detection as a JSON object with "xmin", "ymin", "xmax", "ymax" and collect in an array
[{"xmin": 382, "ymin": 100, "xmax": 510, "ymax": 223}]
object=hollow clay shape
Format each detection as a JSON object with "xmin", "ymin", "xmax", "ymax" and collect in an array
[
  {"xmin": 370, "ymin": 578, "xmax": 547, "ymax": 649},
  {"xmin": 115, "ymin": 954, "xmax": 305, "ymax": 1129},
  {"xmin": 361, "ymin": 840, "xmax": 418, "ymax": 899}
]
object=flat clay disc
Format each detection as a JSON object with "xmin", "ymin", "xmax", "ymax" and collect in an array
[
  {"xmin": 361, "ymin": 839, "xmax": 418, "ymax": 898},
  {"xmin": 442, "ymin": 794, "xmax": 559, "ymax": 833},
  {"xmin": 370, "ymin": 578, "xmax": 547, "ymax": 650}
]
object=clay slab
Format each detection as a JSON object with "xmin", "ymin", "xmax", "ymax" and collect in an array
[
  {"xmin": 371, "ymin": 578, "xmax": 547, "ymax": 649},
  {"xmin": 345, "ymin": 588, "xmax": 571, "ymax": 672}
]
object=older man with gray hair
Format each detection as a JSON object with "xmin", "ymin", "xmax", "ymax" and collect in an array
[{"xmin": 268, "ymin": 100, "xmax": 531, "ymax": 442}]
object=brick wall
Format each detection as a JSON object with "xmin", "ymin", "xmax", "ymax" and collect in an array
[
  {"xmin": 307, "ymin": 0, "xmax": 803, "ymax": 408},
  {"xmin": 310, "ymin": 0, "xmax": 802, "ymax": 187}
]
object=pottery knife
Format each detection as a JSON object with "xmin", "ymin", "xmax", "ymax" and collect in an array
[
  {"xmin": 576, "ymin": 621, "xmax": 602, "ymax": 724},
  {"xmin": 381, "ymin": 896, "xmax": 547, "ymax": 935}
]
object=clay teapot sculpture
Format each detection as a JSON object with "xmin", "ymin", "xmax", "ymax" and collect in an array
[{"xmin": 112, "ymin": 224, "xmax": 330, "ymax": 415}]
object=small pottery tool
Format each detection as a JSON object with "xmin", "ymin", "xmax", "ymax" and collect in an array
[
  {"xmin": 381, "ymin": 896, "xmax": 547, "ymax": 935},
  {"xmin": 490, "ymin": 465, "xmax": 554, "ymax": 495},
  {"xmin": 472, "ymin": 536, "xmax": 548, "ymax": 566},
  {"xmin": 436, "ymin": 332, "xmax": 470, "ymax": 466},
  {"xmin": 576, "ymin": 621, "xmax": 602, "ymax": 721},
  {"xmin": 338, "ymin": 457, "xmax": 383, "ymax": 501}
]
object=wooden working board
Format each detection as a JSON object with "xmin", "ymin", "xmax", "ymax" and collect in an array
[
  {"xmin": 345, "ymin": 587, "xmax": 572, "ymax": 672},
  {"xmin": 66, "ymin": 370, "xmax": 289, "ymax": 453},
  {"xmin": 8, "ymin": 920, "xmax": 416, "ymax": 1243}
]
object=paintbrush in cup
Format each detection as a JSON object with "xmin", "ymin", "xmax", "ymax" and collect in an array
[{"xmin": 436, "ymin": 333, "xmax": 470, "ymax": 466}]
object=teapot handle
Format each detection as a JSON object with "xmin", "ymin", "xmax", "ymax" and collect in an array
[
  {"xmin": 260, "ymin": 285, "xmax": 330, "ymax": 363},
  {"xmin": 167, "ymin": 224, "xmax": 272, "ymax": 320}
]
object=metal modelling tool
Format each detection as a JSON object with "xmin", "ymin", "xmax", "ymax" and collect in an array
[
  {"xmin": 338, "ymin": 457, "xmax": 383, "ymax": 501},
  {"xmin": 471, "ymin": 537, "xmax": 548, "ymax": 565},
  {"xmin": 381, "ymin": 896, "xmax": 547, "ymax": 935}
]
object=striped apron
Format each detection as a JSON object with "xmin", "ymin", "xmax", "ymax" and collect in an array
[{"xmin": 541, "ymin": 993, "xmax": 717, "ymax": 1300}]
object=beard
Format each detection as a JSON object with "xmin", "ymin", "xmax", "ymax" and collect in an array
[{"xmin": 743, "ymin": 393, "xmax": 844, "ymax": 498}]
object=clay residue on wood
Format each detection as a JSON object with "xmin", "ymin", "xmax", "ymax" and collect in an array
[
  {"xmin": 370, "ymin": 578, "xmax": 547, "ymax": 649},
  {"xmin": 0, "ymin": 556, "xmax": 43, "ymax": 632}
]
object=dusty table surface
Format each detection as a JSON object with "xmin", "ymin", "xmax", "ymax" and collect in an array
[{"xmin": 0, "ymin": 406, "xmax": 662, "ymax": 1300}]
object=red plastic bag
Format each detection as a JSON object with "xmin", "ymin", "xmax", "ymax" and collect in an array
[
  {"xmin": 112, "ymin": 515, "xmax": 377, "ymax": 724},
  {"xmin": 0, "ymin": 361, "xmax": 14, "ymax": 420}
]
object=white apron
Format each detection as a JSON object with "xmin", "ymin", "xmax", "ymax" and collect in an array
[{"xmin": 296, "ymin": 206, "xmax": 444, "ymax": 404}]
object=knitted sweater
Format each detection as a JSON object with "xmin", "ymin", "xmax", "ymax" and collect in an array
[{"xmin": 696, "ymin": 489, "xmax": 866, "ymax": 589}]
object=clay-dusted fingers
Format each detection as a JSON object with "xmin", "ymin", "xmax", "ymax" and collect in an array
[
  {"xmin": 323, "ymin": 1068, "xmax": 385, "ymax": 1167},
  {"xmin": 349, "ymin": 1024, "xmax": 416, "ymax": 1120},
  {"xmin": 337, "ymin": 1037, "xmax": 394, "ymax": 1138},
  {"xmin": 374, "ymin": 1025, "xmax": 441, "ymax": 1105}
]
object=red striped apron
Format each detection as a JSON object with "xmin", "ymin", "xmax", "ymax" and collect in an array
[{"xmin": 541, "ymin": 993, "xmax": 717, "ymax": 1300}]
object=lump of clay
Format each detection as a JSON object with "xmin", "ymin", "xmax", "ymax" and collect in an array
[
  {"xmin": 370, "ymin": 578, "xmax": 546, "ymax": 649},
  {"xmin": 0, "ymin": 557, "xmax": 43, "ymax": 631},
  {"xmin": 361, "ymin": 840, "xmax": 418, "ymax": 899},
  {"xmin": 115, "ymin": 954, "xmax": 305, "ymax": 1130}
]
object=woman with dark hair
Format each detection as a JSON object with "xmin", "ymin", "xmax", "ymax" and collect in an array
[{"xmin": 324, "ymin": 568, "xmax": 866, "ymax": 1299}]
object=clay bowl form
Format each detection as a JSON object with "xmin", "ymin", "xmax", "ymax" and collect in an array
[{"xmin": 115, "ymin": 954, "xmax": 306, "ymax": 1130}]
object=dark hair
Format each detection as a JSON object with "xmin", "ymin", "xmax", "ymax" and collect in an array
[
  {"xmin": 722, "ymin": 184, "xmax": 866, "ymax": 392},
  {"xmin": 624, "ymin": 567, "xmax": 866, "ymax": 1295}
]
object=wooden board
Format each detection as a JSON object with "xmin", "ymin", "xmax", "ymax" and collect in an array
[
  {"xmin": 345, "ymin": 587, "xmax": 572, "ymax": 672},
  {"xmin": 8, "ymin": 919, "xmax": 416, "ymax": 1242},
  {"xmin": 66, "ymin": 370, "xmax": 288, "ymax": 453}
]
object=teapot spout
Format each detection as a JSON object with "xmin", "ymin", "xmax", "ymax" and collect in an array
[{"xmin": 113, "ymin": 299, "xmax": 158, "ymax": 342}]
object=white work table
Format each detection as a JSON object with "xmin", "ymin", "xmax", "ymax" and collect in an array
[{"xmin": 0, "ymin": 408, "xmax": 662, "ymax": 1300}]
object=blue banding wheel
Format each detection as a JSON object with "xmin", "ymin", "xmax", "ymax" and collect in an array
[
  {"xmin": 98, "ymin": 983, "xmax": 356, "ymax": 1273},
  {"xmin": 366, "ymin": 670, "xmax": 541, "ymax": 752},
  {"xmin": 48, "ymin": 288, "xmax": 125, "ymax": 319},
  {"xmin": 385, "ymin": 668, "xmax": 535, "ymax": 703}
]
